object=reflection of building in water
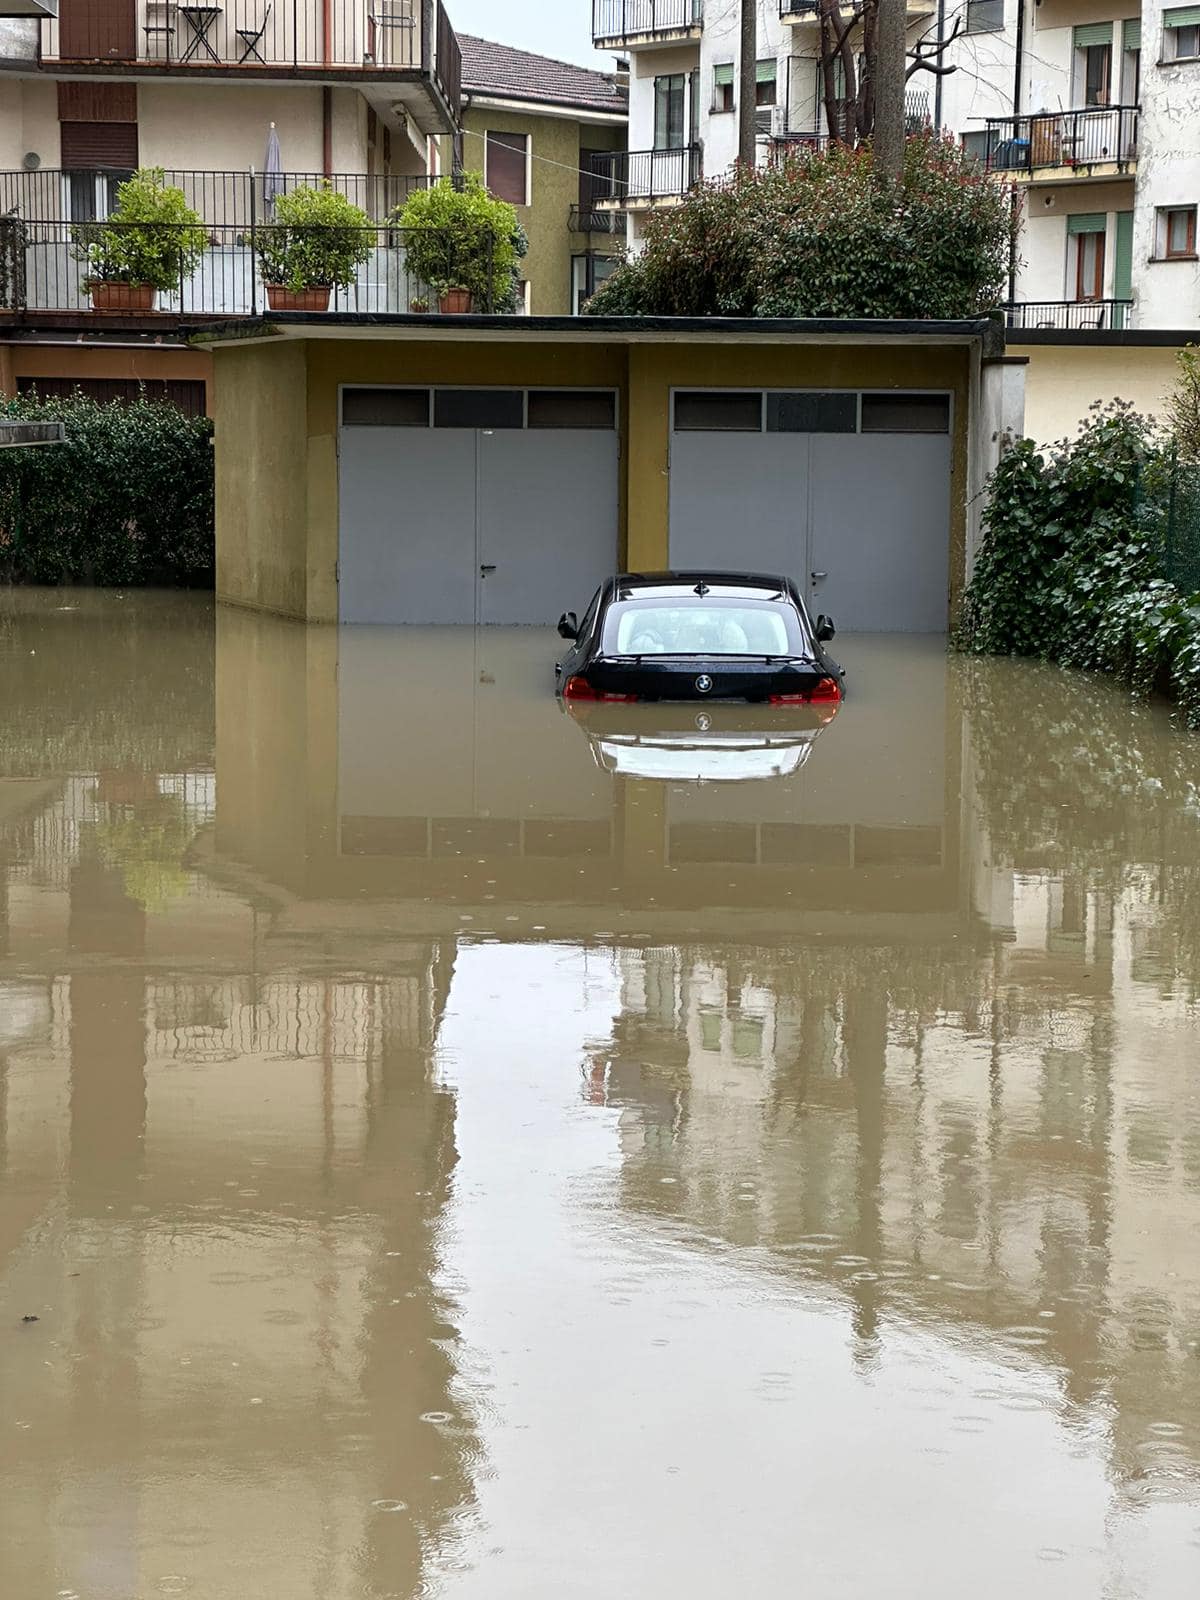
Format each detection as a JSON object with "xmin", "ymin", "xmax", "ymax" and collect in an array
[{"xmin": 0, "ymin": 599, "xmax": 476, "ymax": 1598}]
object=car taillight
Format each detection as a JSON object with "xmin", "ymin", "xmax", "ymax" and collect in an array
[
  {"xmin": 769, "ymin": 677, "xmax": 842, "ymax": 706},
  {"xmin": 564, "ymin": 675, "xmax": 637, "ymax": 703}
]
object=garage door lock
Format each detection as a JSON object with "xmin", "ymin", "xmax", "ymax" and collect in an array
[{"xmin": 480, "ymin": 564, "xmax": 497, "ymax": 578}]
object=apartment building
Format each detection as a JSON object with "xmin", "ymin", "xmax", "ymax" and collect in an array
[
  {"xmin": 450, "ymin": 34, "xmax": 627, "ymax": 314},
  {"xmin": 0, "ymin": 0, "xmax": 461, "ymax": 405},
  {"xmin": 594, "ymin": 0, "xmax": 1199, "ymax": 342}
]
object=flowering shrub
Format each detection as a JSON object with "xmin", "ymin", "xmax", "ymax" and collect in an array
[{"xmin": 586, "ymin": 132, "xmax": 1017, "ymax": 319}]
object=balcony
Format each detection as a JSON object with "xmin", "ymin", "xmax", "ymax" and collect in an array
[
  {"xmin": 780, "ymin": 0, "xmax": 934, "ymax": 20},
  {"xmin": 592, "ymin": 0, "xmax": 702, "ymax": 51},
  {"xmin": 590, "ymin": 145, "xmax": 702, "ymax": 209},
  {"xmin": 0, "ymin": 213, "xmax": 515, "ymax": 320},
  {"xmin": 568, "ymin": 204, "xmax": 626, "ymax": 236},
  {"xmin": 1006, "ymin": 299, "xmax": 1132, "ymax": 332},
  {"xmin": 985, "ymin": 106, "xmax": 1138, "ymax": 182},
  {"xmin": 21, "ymin": 0, "xmax": 461, "ymax": 130}
]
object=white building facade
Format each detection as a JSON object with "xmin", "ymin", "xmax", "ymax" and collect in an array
[{"xmin": 593, "ymin": 0, "xmax": 1200, "ymax": 333}]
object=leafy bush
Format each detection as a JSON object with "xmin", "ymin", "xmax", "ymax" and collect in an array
[
  {"xmin": 0, "ymin": 392, "xmax": 214, "ymax": 586},
  {"xmin": 256, "ymin": 184, "xmax": 374, "ymax": 292},
  {"xmin": 586, "ymin": 132, "xmax": 1017, "ymax": 319},
  {"xmin": 955, "ymin": 404, "xmax": 1200, "ymax": 729},
  {"xmin": 73, "ymin": 168, "xmax": 209, "ymax": 292},
  {"xmin": 397, "ymin": 175, "xmax": 526, "ymax": 312},
  {"xmin": 1166, "ymin": 344, "xmax": 1200, "ymax": 462}
]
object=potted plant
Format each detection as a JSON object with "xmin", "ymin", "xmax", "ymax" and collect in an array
[
  {"xmin": 255, "ymin": 184, "xmax": 374, "ymax": 312},
  {"xmin": 73, "ymin": 168, "xmax": 208, "ymax": 312},
  {"xmin": 409, "ymin": 294, "xmax": 430, "ymax": 314},
  {"xmin": 435, "ymin": 281, "xmax": 472, "ymax": 315},
  {"xmin": 396, "ymin": 174, "xmax": 523, "ymax": 315}
]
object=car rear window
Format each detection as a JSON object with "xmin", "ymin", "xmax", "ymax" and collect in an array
[{"xmin": 602, "ymin": 598, "xmax": 805, "ymax": 657}]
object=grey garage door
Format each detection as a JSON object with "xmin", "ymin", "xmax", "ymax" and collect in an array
[
  {"xmin": 338, "ymin": 387, "xmax": 620, "ymax": 625},
  {"xmin": 668, "ymin": 389, "xmax": 952, "ymax": 633}
]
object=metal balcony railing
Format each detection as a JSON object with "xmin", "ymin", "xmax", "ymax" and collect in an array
[
  {"xmin": 779, "ymin": 0, "xmax": 818, "ymax": 15},
  {"xmin": 592, "ymin": 0, "xmax": 702, "ymax": 44},
  {"xmin": 1006, "ymin": 299, "xmax": 1132, "ymax": 332},
  {"xmin": 0, "ymin": 167, "xmax": 432, "ymax": 228},
  {"xmin": 985, "ymin": 106, "xmax": 1139, "ymax": 173},
  {"xmin": 35, "ymin": 0, "xmax": 461, "ymax": 118},
  {"xmin": 591, "ymin": 145, "xmax": 702, "ymax": 204},
  {"xmin": 568, "ymin": 204, "xmax": 625, "ymax": 235},
  {"xmin": 3, "ymin": 218, "xmax": 514, "ymax": 318}
]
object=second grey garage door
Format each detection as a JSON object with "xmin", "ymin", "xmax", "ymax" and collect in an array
[
  {"xmin": 668, "ymin": 389, "xmax": 952, "ymax": 633},
  {"xmin": 338, "ymin": 387, "xmax": 619, "ymax": 625}
]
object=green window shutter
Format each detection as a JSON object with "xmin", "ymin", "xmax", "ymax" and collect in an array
[
  {"xmin": 713, "ymin": 63, "xmax": 734, "ymax": 87},
  {"xmin": 1123, "ymin": 18, "xmax": 1141, "ymax": 49},
  {"xmin": 1073, "ymin": 22, "xmax": 1113, "ymax": 47},
  {"xmin": 1067, "ymin": 212, "xmax": 1107, "ymax": 235},
  {"xmin": 756, "ymin": 59, "xmax": 777, "ymax": 83},
  {"xmin": 1165, "ymin": 6, "xmax": 1200, "ymax": 25}
]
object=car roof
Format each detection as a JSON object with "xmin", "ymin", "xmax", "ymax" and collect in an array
[{"xmin": 611, "ymin": 571, "xmax": 796, "ymax": 601}]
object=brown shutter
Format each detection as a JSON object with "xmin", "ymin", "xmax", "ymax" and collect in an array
[
  {"xmin": 58, "ymin": 82, "xmax": 137, "ymax": 122},
  {"xmin": 58, "ymin": 0, "xmax": 137, "ymax": 61},
  {"xmin": 486, "ymin": 132, "xmax": 528, "ymax": 207},
  {"xmin": 61, "ymin": 121, "xmax": 139, "ymax": 169}
]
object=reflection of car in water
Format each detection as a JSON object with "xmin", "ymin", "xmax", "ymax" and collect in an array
[
  {"xmin": 566, "ymin": 702, "xmax": 838, "ymax": 784},
  {"xmin": 556, "ymin": 572, "xmax": 843, "ymax": 705}
]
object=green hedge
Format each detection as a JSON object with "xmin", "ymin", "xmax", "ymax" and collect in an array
[
  {"xmin": 955, "ymin": 404, "xmax": 1200, "ymax": 730},
  {"xmin": 0, "ymin": 391, "xmax": 214, "ymax": 586}
]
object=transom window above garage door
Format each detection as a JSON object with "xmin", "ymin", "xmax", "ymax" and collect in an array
[
  {"xmin": 340, "ymin": 388, "xmax": 618, "ymax": 429},
  {"xmin": 672, "ymin": 389, "xmax": 951, "ymax": 434}
]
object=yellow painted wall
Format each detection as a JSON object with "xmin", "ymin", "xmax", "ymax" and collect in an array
[
  {"xmin": 213, "ymin": 334, "xmax": 972, "ymax": 623},
  {"xmin": 1016, "ymin": 340, "xmax": 1180, "ymax": 445},
  {"xmin": 213, "ymin": 339, "xmax": 310, "ymax": 618}
]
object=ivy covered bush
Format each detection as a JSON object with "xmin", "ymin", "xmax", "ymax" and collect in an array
[
  {"xmin": 0, "ymin": 392, "xmax": 214, "ymax": 586},
  {"xmin": 586, "ymin": 132, "xmax": 1016, "ymax": 319},
  {"xmin": 955, "ymin": 403, "xmax": 1200, "ymax": 729}
]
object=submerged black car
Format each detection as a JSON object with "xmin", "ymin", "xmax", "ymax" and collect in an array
[{"xmin": 555, "ymin": 572, "xmax": 843, "ymax": 706}]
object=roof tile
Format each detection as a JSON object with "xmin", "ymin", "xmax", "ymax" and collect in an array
[{"xmin": 459, "ymin": 34, "xmax": 628, "ymax": 116}]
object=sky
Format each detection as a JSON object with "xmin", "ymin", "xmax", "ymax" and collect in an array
[{"xmin": 448, "ymin": 0, "xmax": 606, "ymax": 68}]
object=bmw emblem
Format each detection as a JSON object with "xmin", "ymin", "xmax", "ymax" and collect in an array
[
  {"xmin": 695, "ymin": 674, "xmax": 713, "ymax": 695},
  {"xmin": 695, "ymin": 712, "xmax": 712, "ymax": 732}
]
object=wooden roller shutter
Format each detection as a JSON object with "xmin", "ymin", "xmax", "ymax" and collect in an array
[{"xmin": 60, "ymin": 121, "xmax": 139, "ymax": 169}]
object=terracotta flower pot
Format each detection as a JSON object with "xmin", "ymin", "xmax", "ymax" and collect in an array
[
  {"xmin": 266, "ymin": 284, "xmax": 332, "ymax": 312},
  {"xmin": 438, "ymin": 287, "xmax": 473, "ymax": 314},
  {"xmin": 89, "ymin": 281, "xmax": 156, "ymax": 312}
]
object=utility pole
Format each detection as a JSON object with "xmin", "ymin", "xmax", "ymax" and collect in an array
[
  {"xmin": 738, "ymin": 0, "xmax": 757, "ymax": 169},
  {"xmin": 875, "ymin": 0, "xmax": 906, "ymax": 179}
]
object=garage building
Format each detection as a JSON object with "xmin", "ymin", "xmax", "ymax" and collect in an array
[{"xmin": 202, "ymin": 316, "xmax": 1022, "ymax": 632}]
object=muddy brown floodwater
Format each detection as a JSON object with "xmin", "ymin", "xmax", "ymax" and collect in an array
[{"xmin": 1, "ymin": 590, "xmax": 1200, "ymax": 1598}]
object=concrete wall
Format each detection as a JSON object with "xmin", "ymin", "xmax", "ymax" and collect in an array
[
  {"xmin": 1016, "ymin": 339, "xmax": 1180, "ymax": 444},
  {"xmin": 211, "ymin": 333, "xmax": 976, "ymax": 626},
  {"xmin": 212, "ymin": 339, "xmax": 310, "ymax": 618},
  {"xmin": 455, "ymin": 107, "xmax": 623, "ymax": 316}
]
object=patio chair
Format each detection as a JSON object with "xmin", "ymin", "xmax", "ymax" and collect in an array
[
  {"xmin": 144, "ymin": 0, "xmax": 177, "ymax": 59},
  {"xmin": 236, "ymin": 2, "xmax": 271, "ymax": 64}
]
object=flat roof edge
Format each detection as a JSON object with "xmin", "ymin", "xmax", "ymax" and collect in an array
[
  {"xmin": 1008, "ymin": 328, "xmax": 1194, "ymax": 349},
  {"xmin": 189, "ymin": 312, "xmax": 1000, "ymax": 350}
]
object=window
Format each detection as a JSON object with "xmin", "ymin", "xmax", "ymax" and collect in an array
[
  {"xmin": 1164, "ymin": 8, "xmax": 1200, "ymax": 58},
  {"xmin": 433, "ymin": 389, "xmax": 524, "ymax": 429},
  {"xmin": 1075, "ymin": 229, "xmax": 1106, "ymax": 299},
  {"xmin": 960, "ymin": 129, "xmax": 993, "ymax": 167},
  {"xmin": 1157, "ymin": 205, "xmax": 1198, "ymax": 258},
  {"xmin": 756, "ymin": 60, "xmax": 777, "ymax": 109},
  {"xmin": 572, "ymin": 252, "xmax": 618, "ymax": 313},
  {"xmin": 673, "ymin": 391, "xmax": 763, "ymax": 431},
  {"xmin": 860, "ymin": 394, "xmax": 951, "ymax": 434},
  {"xmin": 485, "ymin": 131, "xmax": 528, "ymax": 206},
  {"xmin": 654, "ymin": 73, "xmax": 686, "ymax": 149},
  {"xmin": 766, "ymin": 392, "xmax": 857, "ymax": 432},
  {"xmin": 527, "ymin": 391, "xmax": 617, "ymax": 430},
  {"xmin": 602, "ymin": 598, "xmax": 804, "ymax": 658},
  {"xmin": 966, "ymin": 0, "xmax": 1003, "ymax": 33},
  {"xmin": 712, "ymin": 61, "xmax": 734, "ymax": 114},
  {"xmin": 342, "ymin": 388, "xmax": 431, "ymax": 427},
  {"xmin": 1084, "ymin": 43, "xmax": 1112, "ymax": 103}
]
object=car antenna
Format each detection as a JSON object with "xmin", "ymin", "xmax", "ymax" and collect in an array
[{"xmin": 694, "ymin": 581, "xmax": 710, "ymax": 597}]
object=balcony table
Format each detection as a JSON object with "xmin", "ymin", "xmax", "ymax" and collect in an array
[{"xmin": 179, "ymin": 4, "xmax": 222, "ymax": 62}]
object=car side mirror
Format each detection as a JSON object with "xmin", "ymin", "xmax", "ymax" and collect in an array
[
  {"xmin": 557, "ymin": 611, "xmax": 579, "ymax": 641},
  {"xmin": 815, "ymin": 614, "xmax": 836, "ymax": 643}
]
